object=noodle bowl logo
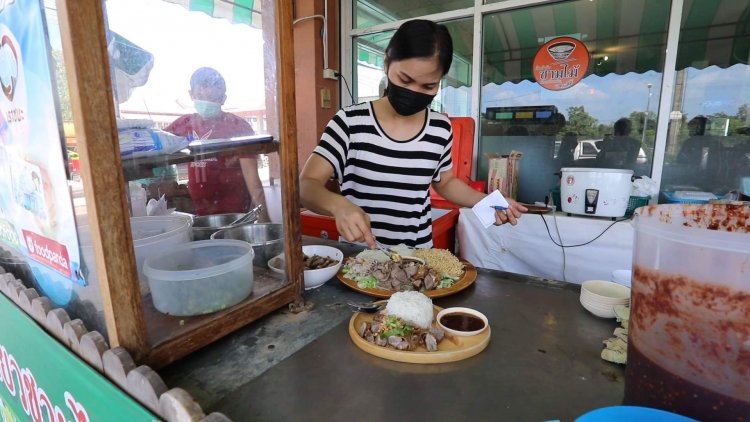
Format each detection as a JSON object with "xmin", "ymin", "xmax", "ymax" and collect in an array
[
  {"xmin": 0, "ymin": 34, "xmax": 19, "ymax": 102},
  {"xmin": 533, "ymin": 36, "xmax": 590, "ymax": 91}
]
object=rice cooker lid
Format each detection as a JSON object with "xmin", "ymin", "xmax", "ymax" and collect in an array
[{"xmin": 561, "ymin": 167, "xmax": 634, "ymax": 175}]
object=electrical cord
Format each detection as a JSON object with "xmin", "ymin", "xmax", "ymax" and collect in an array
[
  {"xmin": 538, "ymin": 213, "xmax": 628, "ymax": 248},
  {"xmin": 551, "ymin": 212, "xmax": 567, "ymax": 283},
  {"xmin": 334, "ymin": 71, "xmax": 355, "ymax": 104}
]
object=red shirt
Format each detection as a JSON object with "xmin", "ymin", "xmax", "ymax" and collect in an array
[{"xmin": 165, "ymin": 112, "xmax": 257, "ymax": 215}]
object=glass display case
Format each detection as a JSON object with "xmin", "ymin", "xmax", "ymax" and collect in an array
[{"xmin": 53, "ymin": 0, "xmax": 303, "ymax": 367}]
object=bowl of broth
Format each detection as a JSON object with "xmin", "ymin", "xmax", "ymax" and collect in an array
[{"xmin": 436, "ymin": 307, "xmax": 488, "ymax": 337}]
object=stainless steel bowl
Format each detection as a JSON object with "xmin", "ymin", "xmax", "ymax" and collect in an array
[
  {"xmin": 211, "ymin": 224, "xmax": 284, "ymax": 267},
  {"xmin": 192, "ymin": 213, "xmax": 259, "ymax": 241}
]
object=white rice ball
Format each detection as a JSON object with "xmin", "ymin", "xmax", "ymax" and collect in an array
[{"xmin": 385, "ymin": 291, "xmax": 434, "ymax": 329}]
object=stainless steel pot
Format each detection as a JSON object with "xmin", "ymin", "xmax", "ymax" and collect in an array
[
  {"xmin": 211, "ymin": 223, "xmax": 284, "ymax": 267},
  {"xmin": 192, "ymin": 212, "xmax": 259, "ymax": 241}
]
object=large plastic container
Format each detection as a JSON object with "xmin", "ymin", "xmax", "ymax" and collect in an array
[
  {"xmin": 78, "ymin": 215, "xmax": 192, "ymax": 294},
  {"xmin": 625, "ymin": 203, "xmax": 750, "ymax": 420},
  {"xmin": 143, "ymin": 239, "xmax": 254, "ymax": 316}
]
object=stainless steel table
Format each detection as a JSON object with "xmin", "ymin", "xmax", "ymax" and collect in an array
[{"xmin": 202, "ymin": 267, "xmax": 625, "ymax": 421}]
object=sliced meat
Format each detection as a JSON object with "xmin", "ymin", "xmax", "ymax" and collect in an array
[
  {"xmin": 412, "ymin": 277, "xmax": 423, "ymax": 290},
  {"xmin": 429, "ymin": 324, "xmax": 445, "ymax": 342},
  {"xmin": 370, "ymin": 322, "xmax": 381, "ymax": 333},
  {"xmin": 387, "ymin": 336, "xmax": 411, "ymax": 350},
  {"xmin": 375, "ymin": 335, "xmax": 388, "ymax": 347},
  {"xmin": 424, "ymin": 333, "xmax": 438, "ymax": 352},
  {"xmin": 389, "ymin": 266, "xmax": 409, "ymax": 289},
  {"xmin": 404, "ymin": 262, "xmax": 419, "ymax": 277},
  {"xmin": 423, "ymin": 274, "xmax": 435, "ymax": 290},
  {"xmin": 357, "ymin": 322, "xmax": 368, "ymax": 337}
]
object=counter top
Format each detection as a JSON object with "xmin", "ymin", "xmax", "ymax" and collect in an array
[{"xmin": 160, "ymin": 244, "xmax": 625, "ymax": 421}]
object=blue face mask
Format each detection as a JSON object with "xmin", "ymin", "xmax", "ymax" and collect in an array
[{"xmin": 194, "ymin": 100, "xmax": 222, "ymax": 118}]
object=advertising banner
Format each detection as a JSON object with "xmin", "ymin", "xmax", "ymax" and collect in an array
[
  {"xmin": 0, "ymin": 0, "xmax": 83, "ymax": 306},
  {"xmin": 0, "ymin": 294, "xmax": 156, "ymax": 421}
]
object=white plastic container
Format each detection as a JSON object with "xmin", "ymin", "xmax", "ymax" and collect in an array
[
  {"xmin": 625, "ymin": 204, "xmax": 750, "ymax": 419},
  {"xmin": 560, "ymin": 168, "xmax": 633, "ymax": 217},
  {"xmin": 143, "ymin": 240, "xmax": 254, "ymax": 316},
  {"xmin": 78, "ymin": 215, "xmax": 192, "ymax": 294}
]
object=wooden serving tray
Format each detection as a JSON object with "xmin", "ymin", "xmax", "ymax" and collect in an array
[
  {"xmin": 337, "ymin": 259, "xmax": 478, "ymax": 299},
  {"xmin": 348, "ymin": 304, "xmax": 491, "ymax": 364}
]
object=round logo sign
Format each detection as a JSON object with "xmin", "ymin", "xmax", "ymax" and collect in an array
[{"xmin": 532, "ymin": 37, "xmax": 590, "ymax": 91}]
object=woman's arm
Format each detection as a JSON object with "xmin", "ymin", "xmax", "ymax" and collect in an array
[
  {"xmin": 300, "ymin": 154, "xmax": 376, "ymax": 247},
  {"xmin": 432, "ymin": 170, "xmax": 527, "ymax": 225}
]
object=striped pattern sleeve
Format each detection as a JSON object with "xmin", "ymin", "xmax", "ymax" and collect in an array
[{"xmin": 313, "ymin": 108, "xmax": 351, "ymax": 182}]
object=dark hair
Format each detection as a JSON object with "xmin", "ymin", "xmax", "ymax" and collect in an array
[
  {"xmin": 385, "ymin": 20, "xmax": 453, "ymax": 76},
  {"xmin": 190, "ymin": 67, "xmax": 226, "ymax": 95},
  {"xmin": 614, "ymin": 118, "xmax": 631, "ymax": 136}
]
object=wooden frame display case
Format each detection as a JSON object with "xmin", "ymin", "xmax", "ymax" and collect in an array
[{"xmin": 55, "ymin": 0, "xmax": 304, "ymax": 368}]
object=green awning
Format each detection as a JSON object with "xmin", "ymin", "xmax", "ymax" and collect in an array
[
  {"xmin": 163, "ymin": 0, "xmax": 262, "ymax": 28},
  {"xmin": 483, "ymin": 0, "xmax": 750, "ymax": 85},
  {"xmin": 355, "ymin": 0, "xmax": 750, "ymax": 87}
]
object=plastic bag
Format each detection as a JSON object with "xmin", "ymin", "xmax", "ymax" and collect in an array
[
  {"xmin": 118, "ymin": 128, "xmax": 189, "ymax": 158},
  {"xmin": 631, "ymin": 175, "xmax": 658, "ymax": 197}
]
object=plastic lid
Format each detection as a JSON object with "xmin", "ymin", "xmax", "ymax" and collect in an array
[
  {"xmin": 561, "ymin": 167, "xmax": 634, "ymax": 174},
  {"xmin": 143, "ymin": 239, "xmax": 254, "ymax": 280}
]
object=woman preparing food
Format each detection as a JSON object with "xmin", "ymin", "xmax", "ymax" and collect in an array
[{"xmin": 300, "ymin": 19, "xmax": 526, "ymax": 249}]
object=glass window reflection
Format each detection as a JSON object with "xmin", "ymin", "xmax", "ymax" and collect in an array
[{"xmin": 479, "ymin": 0, "xmax": 670, "ymax": 204}]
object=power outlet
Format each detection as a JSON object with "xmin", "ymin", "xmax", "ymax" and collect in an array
[{"xmin": 323, "ymin": 69, "xmax": 338, "ymax": 80}]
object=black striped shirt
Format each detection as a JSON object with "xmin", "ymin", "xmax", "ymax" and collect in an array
[{"xmin": 313, "ymin": 101, "xmax": 453, "ymax": 248}]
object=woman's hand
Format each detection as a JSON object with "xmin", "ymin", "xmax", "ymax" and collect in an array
[
  {"xmin": 494, "ymin": 198, "xmax": 527, "ymax": 226},
  {"xmin": 332, "ymin": 201, "xmax": 376, "ymax": 248}
]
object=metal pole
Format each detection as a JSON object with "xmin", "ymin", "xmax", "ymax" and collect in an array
[{"xmin": 642, "ymin": 83, "xmax": 653, "ymax": 145}]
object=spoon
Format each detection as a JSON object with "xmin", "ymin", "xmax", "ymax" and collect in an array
[{"xmin": 347, "ymin": 301, "xmax": 385, "ymax": 313}]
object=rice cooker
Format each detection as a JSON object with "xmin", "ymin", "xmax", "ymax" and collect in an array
[{"xmin": 560, "ymin": 168, "xmax": 633, "ymax": 218}]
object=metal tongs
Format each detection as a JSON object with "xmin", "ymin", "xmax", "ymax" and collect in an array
[{"xmin": 228, "ymin": 204, "xmax": 264, "ymax": 226}]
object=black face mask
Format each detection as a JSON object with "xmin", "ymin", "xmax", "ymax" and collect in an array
[{"xmin": 386, "ymin": 78, "xmax": 436, "ymax": 116}]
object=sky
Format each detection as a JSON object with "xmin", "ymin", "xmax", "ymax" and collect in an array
[{"xmin": 480, "ymin": 64, "xmax": 750, "ymax": 125}]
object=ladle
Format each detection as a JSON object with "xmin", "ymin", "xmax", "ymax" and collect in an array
[{"xmin": 347, "ymin": 301, "xmax": 385, "ymax": 313}]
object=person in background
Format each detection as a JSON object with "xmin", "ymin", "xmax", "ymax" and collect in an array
[
  {"xmin": 597, "ymin": 117, "xmax": 642, "ymax": 169},
  {"xmin": 299, "ymin": 19, "xmax": 526, "ymax": 249},
  {"xmin": 166, "ymin": 67, "xmax": 270, "ymax": 221},
  {"xmin": 557, "ymin": 131, "xmax": 579, "ymax": 168}
]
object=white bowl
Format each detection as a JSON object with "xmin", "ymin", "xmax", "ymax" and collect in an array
[
  {"xmin": 267, "ymin": 245, "xmax": 343, "ymax": 290},
  {"xmin": 436, "ymin": 307, "xmax": 489, "ymax": 337},
  {"xmin": 580, "ymin": 289, "xmax": 630, "ymax": 306},
  {"xmin": 611, "ymin": 269, "xmax": 632, "ymax": 287},
  {"xmin": 581, "ymin": 280, "xmax": 631, "ymax": 301},
  {"xmin": 580, "ymin": 297, "xmax": 616, "ymax": 318}
]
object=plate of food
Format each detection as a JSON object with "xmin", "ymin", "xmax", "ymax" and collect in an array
[
  {"xmin": 337, "ymin": 245, "xmax": 477, "ymax": 299},
  {"xmin": 348, "ymin": 291, "xmax": 491, "ymax": 364}
]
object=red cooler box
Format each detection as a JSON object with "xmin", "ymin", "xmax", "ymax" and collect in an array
[{"xmin": 301, "ymin": 208, "xmax": 459, "ymax": 252}]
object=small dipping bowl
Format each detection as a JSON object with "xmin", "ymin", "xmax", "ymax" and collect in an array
[{"xmin": 436, "ymin": 307, "xmax": 489, "ymax": 337}]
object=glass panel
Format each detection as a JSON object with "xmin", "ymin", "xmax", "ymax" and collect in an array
[
  {"xmin": 354, "ymin": 0, "xmax": 474, "ymax": 29},
  {"xmin": 479, "ymin": 0, "xmax": 670, "ymax": 204},
  {"xmin": 92, "ymin": 0, "xmax": 285, "ymax": 343},
  {"xmin": 353, "ymin": 18, "xmax": 474, "ymax": 116},
  {"xmin": 0, "ymin": 1, "xmax": 109, "ymax": 335},
  {"xmin": 660, "ymin": 0, "xmax": 750, "ymax": 201}
]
